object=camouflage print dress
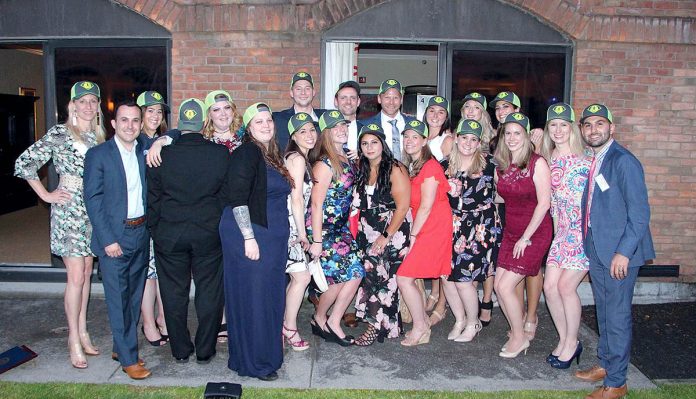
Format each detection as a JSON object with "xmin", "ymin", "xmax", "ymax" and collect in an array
[{"xmin": 14, "ymin": 125, "xmax": 98, "ymax": 257}]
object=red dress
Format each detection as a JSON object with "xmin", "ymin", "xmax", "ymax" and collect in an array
[
  {"xmin": 496, "ymin": 153, "xmax": 552, "ymax": 276},
  {"xmin": 397, "ymin": 159, "xmax": 453, "ymax": 278}
]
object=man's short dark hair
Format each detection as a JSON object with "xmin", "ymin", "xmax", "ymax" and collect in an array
[
  {"xmin": 335, "ymin": 81, "xmax": 361, "ymax": 98},
  {"xmin": 114, "ymin": 101, "xmax": 142, "ymax": 118}
]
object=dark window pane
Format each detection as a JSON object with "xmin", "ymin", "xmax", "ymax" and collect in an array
[
  {"xmin": 451, "ymin": 49, "xmax": 565, "ymax": 129},
  {"xmin": 55, "ymin": 46, "xmax": 167, "ymax": 136}
]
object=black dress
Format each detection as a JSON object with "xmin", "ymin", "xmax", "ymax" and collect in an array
[{"xmin": 221, "ymin": 165, "xmax": 290, "ymax": 378}]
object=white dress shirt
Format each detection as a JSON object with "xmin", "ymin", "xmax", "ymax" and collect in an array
[
  {"xmin": 114, "ymin": 137, "xmax": 145, "ymax": 218},
  {"xmin": 380, "ymin": 111, "xmax": 406, "ymax": 153},
  {"xmin": 346, "ymin": 119, "xmax": 359, "ymax": 151}
]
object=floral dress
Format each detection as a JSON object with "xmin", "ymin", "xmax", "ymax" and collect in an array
[
  {"xmin": 547, "ymin": 153, "xmax": 591, "ymax": 271},
  {"xmin": 285, "ymin": 153, "xmax": 312, "ymax": 273},
  {"xmin": 306, "ymin": 157, "xmax": 364, "ymax": 285},
  {"xmin": 14, "ymin": 124, "xmax": 98, "ymax": 257},
  {"xmin": 443, "ymin": 156, "xmax": 502, "ymax": 282},
  {"xmin": 353, "ymin": 180, "xmax": 412, "ymax": 339},
  {"xmin": 211, "ymin": 133, "xmax": 242, "ymax": 154}
]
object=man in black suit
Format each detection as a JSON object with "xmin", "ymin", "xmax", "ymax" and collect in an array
[
  {"xmin": 273, "ymin": 71, "xmax": 326, "ymax": 149},
  {"xmin": 147, "ymin": 98, "xmax": 230, "ymax": 364}
]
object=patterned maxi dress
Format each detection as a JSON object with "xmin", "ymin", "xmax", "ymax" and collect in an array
[
  {"xmin": 306, "ymin": 158, "xmax": 364, "ymax": 285},
  {"xmin": 547, "ymin": 154, "xmax": 591, "ymax": 271},
  {"xmin": 14, "ymin": 124, "xmax": 98, "ymax": 257},
  {"xmin": 286, "ymin": 153, "xmax": 312, "ymax": 273},
  {"xmin": 353, "ymin": 180, "xmax": 412, "ymax": 339},
  {"xmin": 443, "ymin": 156, "xmax": 502, "ymax": 282}
]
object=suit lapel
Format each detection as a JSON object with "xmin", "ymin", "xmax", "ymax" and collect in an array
[{"xmin": 109, "ymin": 139, "xmax": 127, "ymax": 186}]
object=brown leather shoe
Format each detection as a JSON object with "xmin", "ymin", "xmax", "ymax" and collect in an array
[
  {"xmin": 122, "ymin": 364, "xmax": 152, "ymax": 380},
  {"xmin": 575, "ymin": 365, "xmax": 607, "ymax": 382},
  {"xmin": 112, "ymin": 352, "xmax": 145, "ymax": 367},
  {"xmin": 585, "ymin": 384, "xmax": 628, "ymax": 399},
  {"xmin": 342, "ymin": 312, "xmax": 358, "ymax": 328}
]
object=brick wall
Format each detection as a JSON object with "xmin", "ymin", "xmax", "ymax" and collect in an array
[{"xmin": 114, "ymin": 0, "xmax": 696, "ymax": 281}]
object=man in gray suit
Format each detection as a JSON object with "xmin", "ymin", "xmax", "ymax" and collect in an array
[{"xmin": 575, "ymin": 104, "xmax": 655, "ymax": 399}]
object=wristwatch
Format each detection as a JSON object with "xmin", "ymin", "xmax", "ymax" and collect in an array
[
  {"xmin": 523, "ymin": 238, "xmax": 532, "ymax": 246},
  {"xmin": 381, "ymin": 231, "xmax": 390, "ymax": 239}
]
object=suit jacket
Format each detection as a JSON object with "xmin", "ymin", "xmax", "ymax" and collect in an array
[
  {"xmin": 84, "ymin": 136, "xmax": 148, "ymax": 257},
  {"xmin": 581, "ymin": 141, "xmax": 655, "ymax": 268},
  {"xmin": 359, "ymin": 112, "xmax": 417, "ymax": 135},
  {"xmin": 147, "ymin": 133, "xmax": 230, "ymax": 251},
  {"xmin": 273, "ymin": 107, "xmax": 326, "ymax": 150}
]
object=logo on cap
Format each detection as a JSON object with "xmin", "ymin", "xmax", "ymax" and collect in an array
[
  {"xmin": 433, "ymin": 96, "xmax": 444, "ymax": 104},
  {"xmin": 497, "ymin": 92, "xmax": 507, "ymax": 99},
  {"xmin": 297, "ymin": 72, "xmax": 308, "ymax": 78},
  {"xmin": 152, "ymin": 92, "xmax": 162, "ymax": 101},
  {"xmin": 81, "ymin": 82, "xmax": 94, "ymax": 90},
  {"xmin": 330, "ymin": 110, "xmax": 341, "ymax": 118},
  {"xmin": 468, "ymin": 121, "xmax": 480, "ymax": 129},
  {"xmin": 409, "ymin": 120, "xmax": 421, "ymax": 127},
  {"xmin": 184, "ymin": 109, "xmax": 197, "ymax": 120},
  {"xmin": 470, "ymin": 93, "xmax": 481, "ymax": 98},
  {"xmin": 296, "ymin": 113, "xmax": 308, "ymax": 121},
  {"xmin": 512, "ymin": 113, "xmax": 524, "ymax": 121},
  {"xmin": 386, "ymin": 79, "xmax": 397, "ymax": 86},
  {"xmin": 553, "ymin": 105, "xmax": 566, "ymax": 114},
  {"xmin": 368, "ymin": 123, "xmax": 380, "ymax": 130},
  {"xmin": 588, "ymin": 105, "xmax": 602, "ymax": 113}
]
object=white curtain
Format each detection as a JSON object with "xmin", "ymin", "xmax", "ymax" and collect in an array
[{"xmin": 322, "ymin": 41, "xmax": 358, "ymax": 109}]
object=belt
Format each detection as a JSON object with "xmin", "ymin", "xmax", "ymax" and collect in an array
[
  {"xmin": 124, "ymin": 215, "xmax": 146, "ymax": 227},
  {"xmin": 59, "ymin": 174, "xmax": 83, "ymax": 191}
]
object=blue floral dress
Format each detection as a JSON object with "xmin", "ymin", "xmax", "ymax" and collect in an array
[
  {"xmin": 306, "ymin": 157, "xmax": 364, "ymax": 285},
  {"xmin": 14, "ymin": 125, "xmax": 98, "ymax": 257}
]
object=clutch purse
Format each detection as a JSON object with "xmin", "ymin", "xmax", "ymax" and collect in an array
[
  {"xmin": 306, "ymin": 253, "xmax": 329, "ymax": 293},
  {"xmin": 203, "ymin": 382, "xmax": 242, "ymax": 398}
]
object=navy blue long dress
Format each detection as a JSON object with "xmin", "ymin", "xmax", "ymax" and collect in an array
[{"xmin": 221, "ymin": 165, "xmax": 290, "ymax": 378}]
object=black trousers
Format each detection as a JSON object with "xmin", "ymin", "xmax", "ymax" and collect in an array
[{"xmin": 154, "ymin": 224, "xmax": 224, "ymax": 360}]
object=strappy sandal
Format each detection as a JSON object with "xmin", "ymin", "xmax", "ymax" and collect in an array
[
  {"xmin": 524, "ymin": 316, "xmax": 538, "ymax": 341},
  {"xmin": 479, "ymin": 300, "xmax": 494, "ymax": 327},
  {"xmin": 429, "ymin": 308, "xmax": 447, "ymax": 326},
  {"xmin": 355, "ymin": 325, "xmax": 379, "ymax": 347},
  {"xmin": 282, "ymin": 325, "xmax": 309, "ymax": 351},
  {"xmin": 425, "ymin": 294, "xmax": 439, "ymax": 312}
]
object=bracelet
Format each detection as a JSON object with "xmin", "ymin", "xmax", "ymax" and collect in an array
[
  {"xmin": 312, "ymin": 240, "xmax": 322, "ymax": 244},
  {"xmin": 244, "ymin": 237, "xmax": 255, "ymax": 241},
  {"xmin": 523, "ymin": 238, "xmax": 532, "ymax": 246}
]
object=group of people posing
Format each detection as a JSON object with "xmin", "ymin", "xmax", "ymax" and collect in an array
[{"xmin": 15, "ymin": 73, "xmax": 653, "ymax": 399}]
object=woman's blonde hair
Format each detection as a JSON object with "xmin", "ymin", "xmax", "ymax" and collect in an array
[
  {"xmin": 402, "ymin": 134, "xmax": 434, "ymax": 177},
  {"xmin": 203, "ymin": 100, "xmax": 243, "ymax": 140},
  {"xmin": 447, "ymin": 135, "xmax": 487, "ymax": 177},
  {"xmin": 539, "ymin": 120, "xmax": 585, "ymax": 162},
  {"xmin": 494, "ymin": 122, "xmax": 533, "ymax": 171},
  {"xmin": 66, "ymin": 99, "xmax": 106, "ymax": 144},
  {"xmin": 310, "ymin": 126, "xmax": 347, "ymax": 181}
]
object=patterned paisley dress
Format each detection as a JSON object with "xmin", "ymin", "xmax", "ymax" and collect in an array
[
  {"xmin": 443, "ymin": 156, "xmax": 502, "ymax": 282},
  {"xmin": 14, "ymin": 125, "xmax": 98, "ymax": 257},
  {"xmin": 285, "ymin": 153, "xmax": 312, "ymax": 273},
  {"xmin": 306, "ymin": 157, "xmax": 364, "ymax": 285},
  {"xmin": 353, "ymin": 178, "xmax": 412, "ymax": 339},
  {"xmin": 547, "ymin": 153, "xmax": 591, "ymax": 271}
]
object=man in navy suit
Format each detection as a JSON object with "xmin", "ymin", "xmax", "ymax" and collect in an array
[
  {"xmin": 84, "ymin": 102, "xmax": 151, "ymax": 380},
  {"xmin": 335, "ymin": 80, "xmax": 364, "ymax": 152},
  {"xmin": 575, "ymin": 104, "xmax": 655, "ymax": 399},
  {"xmin": 273, "ymin": 71, "xmax": 326, "ymax": 149},
  {"xmin": 359, "ymin": 79, "xmax": 416, "ymax": 161}
]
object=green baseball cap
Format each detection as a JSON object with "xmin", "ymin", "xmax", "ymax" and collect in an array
[
  {"xmin": 358, "ymin": 123, "xmax": 386, "ymax": 141},
  {"xmin": 243, "ymin": 102, "xmax": 273, "ymax": 127},
  {"xmin": 318, "ymin": 110, "xmax": 347, "ymax": 131},
  {"xmin": 71, "ymin": 81, "xmax": 100, "ymax": 100},
  {"xmin": 490, "ymin": 91, "xmax": 521, "ymax": 108},
  {"xmin": 178, "ymin": 98, "xmax": 207, "ymax": 132},
  {"xmin": 503, "ymin": 112, "xmax": 531, "ymax": 133},
  {"xmin": 427, "ymin": 96, "xmax": 450, "ymax": 114},
  {"xmin": 403, "ymin": 119, "xmax": 429, "ymax": 138},
  {"xmin": 456, "ymin": 119, "xmax": 483, "ymax": 138},
  {"xmin": 136, "ymin": 91, "xmax": 168, "ymax": 110},
  {"xmin": 463, "ymin": 92, "xmax": 487, "ymax": 109},
  {"xmin": 291, "ymin": 72, "xmax": 313, "ymax": 88},
  {"xmin": 204, "ymin": 90, "xmax": 232, "ymax": 110},
  {"xmin": 546, "ymin": 102, "xmax": 575, "ymax": 123},
  {"xmin": 580, "ymin": 103, "xmax": 613, "ymax": 124},
  {"xmin": 379, "ymin": 79, "xmax": 403, "ymax": 95},
  {"xmin": 288, "ymin": 112, "xmax": 314, "ymax": 136}
]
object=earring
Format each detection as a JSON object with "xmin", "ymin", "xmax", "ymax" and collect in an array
[{"xmin": 72, "ymin": 114, "xmax": 77, "ymax": 126}]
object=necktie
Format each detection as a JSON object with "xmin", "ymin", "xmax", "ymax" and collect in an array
[
  {"xmin": 389, "ymin": 119, "xmax": 400, "ymax": 161},
  {"xmin": 583, "ymin": 156, "xmax": 597, "ymax": 237}
]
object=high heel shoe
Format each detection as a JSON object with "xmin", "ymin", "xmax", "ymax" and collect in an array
[
  {"xmin": 454, "ymin": 321, "xmax": 482, "ymax": 343},
  {"xmin": 499, "ymin": 339, "xmax": 530, "ymax": 358},
  {"xmin": 69, "ymin": 342, "xmax": 88, "ymax": 369},
  {"xmin": 479, "ymin": 300, "xmax": 493, "ymax": 327},
  {"xmin": 523, "ymin": 315, "xmax": 538, "ymax": 341},
  {"xmin": 282, "ymin": 325, "xmax": 310, "ymax": 351},
  {"xmin": 447, "ymin": 321, "xmax": 466, "ymax": 340},
  {"xmin": 401, "ymin": 327, "xmax": 431, "ymax": 346},
  {"xmin": 550, "ymin": 341, "xmax": 583, "ymax": 369},
  {"xmin": 79, "ymin": 332, "xmax": 100, "ymax": 356},
  {"xmin": 429, "ymin": 308, "xmax": 447, "ymax": 326},
  {"xmin": 425, "ymin": 294, "xmax": 439, "ymax": 312},
  {"xmin": 310, "ymin": 315, "xmax": 326, "ymax": 339},
  {"xmin": 141, "ymin": 326, "xmax": 167, "ymax": 347},
  {"xmin": 546, "ymin": 353, "xmax": 560, "ymax": 364},
  {"xmin": 324, "ymin": 323, "xmax": 354, "ymax": 346},
  {"xmin": 355, "ymin": 325, "xmax": 380, "ymax": 347},
  {"xmin": 156, "ymin": 322, "xmax": 169, "ymax": 340}
]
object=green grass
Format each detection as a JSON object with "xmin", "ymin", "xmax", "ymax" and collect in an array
[{"xmin": 1, "ymin": 382, "xmax": 695, "ymax": 399}]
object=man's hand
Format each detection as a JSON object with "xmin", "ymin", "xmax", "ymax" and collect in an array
[
  {"xmin": 105, "ymin": 243, "xmax": 123, "ymax": 257},
  {"xmin": 610, "ymin": 253, "xmax": 630, "ymax": 280}
]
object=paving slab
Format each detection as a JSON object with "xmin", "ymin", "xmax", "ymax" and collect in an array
[{"xmin": 0, "ymin": 291, "xmax": 655, "ymax": 391}]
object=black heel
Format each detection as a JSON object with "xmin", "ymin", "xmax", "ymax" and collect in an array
[
  {"xmin": 310, "ymin": 316, "xmax": 326, "ymax": 339},
  {"xmin": 141, "ymin": 326, "xmax": 167, "ymax": 347},
  {"xmin": 355, "ymin": 325, "xmax": 379, "ymax": 347},
  {"xmin": 325, "ymin": 323, "xmax": 354, "ymax": 346},
  {"xmin": 479, "ymin": 300, "xmax": 493, "ymax": 327}
]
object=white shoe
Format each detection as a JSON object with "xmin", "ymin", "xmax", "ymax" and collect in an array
[
  {"xmin": 447, "ymin": 321, "xmax": 466, "ymax": 340},
  {"xmin": 454, "ymin": 321, "xmax": 482, "ymax": 343}
]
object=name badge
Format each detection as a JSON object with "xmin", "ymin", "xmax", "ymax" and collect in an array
[{"xmin": 596, "ymin": 174, "xmax": 610, "ymax": 192}]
